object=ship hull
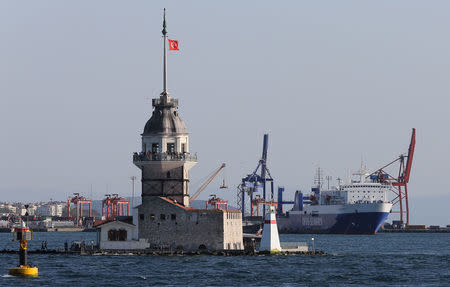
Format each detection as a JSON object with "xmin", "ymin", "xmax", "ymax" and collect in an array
[{"xmin": 277, "ymin": 203, "xmax": 391, "ymax": 234}]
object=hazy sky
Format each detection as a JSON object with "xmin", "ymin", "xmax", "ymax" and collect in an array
[{"xmin": 2, "ymin": 1, "xmax": 449, "ymax": 225}]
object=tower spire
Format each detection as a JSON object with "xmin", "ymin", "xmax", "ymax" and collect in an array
[{"xmin": 162, "ymin": 8, "xmax": 168, "ymax": 96}]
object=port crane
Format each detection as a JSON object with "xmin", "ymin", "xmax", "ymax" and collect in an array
[
  {"xmin": 205, "ymin": 194, "xmax": 229, "ymax": 210},
  {"xmin": 368, "ymin": 128, "xmax": 416, "ymax": 225},
  {"xmin": 190, "ymin": 163, "xmax": 226, "ymax": 203},
  {"xmin": 237, "ymin": 134, "xmax": 274, "ymax": 217},
  {"xmin": 67, "ymin": 193, "xmax": 92, "ymax": 220},
  {"xmin": 102, "ymin": 194, "xmax": 130, "ymax": 219}
]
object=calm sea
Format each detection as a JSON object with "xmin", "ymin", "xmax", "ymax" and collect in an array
[{"xmin": 1, "ymin": 232, "xmax": 449, "ymax": 287}]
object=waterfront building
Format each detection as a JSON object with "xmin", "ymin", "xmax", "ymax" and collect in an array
[
  {"xmin": 35, "ymin": 202, "xmax": 64, "ymax": 217},
  {"xmin": 96, "ymin": 218, "xmax": 150, "ymax": 250},
  {"xmin": 0, "ymin": 203, "xmax": 16, "ymax": 215}
]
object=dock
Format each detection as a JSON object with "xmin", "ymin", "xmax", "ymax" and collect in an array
[{"xmin": 379, "ymin": 228, "xmax": 450, "ymax": 233}]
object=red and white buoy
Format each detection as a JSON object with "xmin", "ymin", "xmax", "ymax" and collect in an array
[{"xmin": 259, "ymin": 205, "xmax": 281, "ymax": 253}]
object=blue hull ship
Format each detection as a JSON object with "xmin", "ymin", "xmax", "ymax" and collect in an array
[{"xmin": 277, "ymin": 167, "xmax": 393, "ymax": 234}]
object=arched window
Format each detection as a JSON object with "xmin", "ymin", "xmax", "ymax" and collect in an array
[
  {"xmin": 107, "ymin": 228, "xmax": 127, "ymax": 241},
  {"xmin": 108, "ymin": 229, "xmax": 116, "ymax": 241},
  {"xmin": 118, "ymin": 229, "xmax": 127, "ymax": 241}
]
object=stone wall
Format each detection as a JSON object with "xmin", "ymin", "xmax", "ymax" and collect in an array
[
  {"xmin": 223, "ymin": 211, "xmax": 243, "ymax": 250},
  {"xmin": 138, "ymin": 196, "xmax": 243, "ymax": 251},
  {"xmin": 141, "ymin": 162, "xmax": 189, "ymax": 205}
]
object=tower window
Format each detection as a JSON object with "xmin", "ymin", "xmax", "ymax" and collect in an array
[
  {"xmin": 171, "ymin": 214, "xmax": 176, "ymax": 220},
  {"xmin": 160, "ymin": 214, "xmax": 166, "ymax": 220},
  {"xmin": 139, "ymin": 214, "xmax": 144, "ymax": 221},
  {"xmin": 181, "ymin": 143, "xmax": 186, "ymax": 153},
  {"xmin": 152, "ymin": 143, "xmax": 160, "ymax": 153},
  {"xmin": 167, "ymin": 143, "xmax": 175, "ymax": 154}
]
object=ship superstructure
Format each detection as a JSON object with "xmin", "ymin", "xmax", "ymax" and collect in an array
[{"xmin": 312, "ymin": 166, "xmax": 389, "ymax": 206}]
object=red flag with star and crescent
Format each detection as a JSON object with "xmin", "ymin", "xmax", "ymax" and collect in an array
[{"xmin": 168, "ymin": 39, "xmax": 179, "ymax": 50}]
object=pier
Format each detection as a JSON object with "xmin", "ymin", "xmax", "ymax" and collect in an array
[{"xmin": 0, "ymin": 248, "xmax": 327, "ymax": 256}]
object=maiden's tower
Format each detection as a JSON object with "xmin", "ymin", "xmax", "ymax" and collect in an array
[{"xmin": 132, "ymin": 10, "xmax": 243, "ymax": 251}]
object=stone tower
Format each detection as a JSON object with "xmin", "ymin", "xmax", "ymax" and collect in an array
[
  {"xmin": 133, "ymin": 9, "xmax": 197, "ymax": 207},
  {"xmin": 131, "ymin": 10, "xmax": 243, "ymax": 251}
]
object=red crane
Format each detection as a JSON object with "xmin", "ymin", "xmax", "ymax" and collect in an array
[
  {"xmin": 102, "ymin": 194, "xmax": 130, "ymax": 219},
  {"xmin": 250, "ymin": 195, "xmax": 277, "ymax": 217},
  {"xmin": 368, "ymin": 128, "xmax": 416, "ymax": 225},
  {"xmin": 205, "ymin": 195, "xmax": 229, "ymax": 210},
  {"xmin": 67, "ymin": 193, "xmax": 92, "ymax": 220}
]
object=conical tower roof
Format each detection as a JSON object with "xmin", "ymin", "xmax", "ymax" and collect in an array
[{"xmin": 143, "ymin": 8, "xmax": 187, "ymax": 136}]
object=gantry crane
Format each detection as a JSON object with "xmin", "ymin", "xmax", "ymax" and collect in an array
[
  {"xmin": 102, "ymin": 194, "xmax": 130, "ymax": 219},
  {"xmin": 205, "ymin": 194, "xmax": 229, "ymax": 210},
  {"xmin": 368, "ymin": 128, "xmax": 416, "ymax": 225},
  {"xmin": 237, "ymin": 134, "xmax": 274, "ymax": 217},
  {"xmin": 67, "ymin": 193, "xmax": 92, "ymax": 220}
]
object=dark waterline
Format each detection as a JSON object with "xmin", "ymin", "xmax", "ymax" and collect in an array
[{"xmin": 1, "ymin": 232, "xmax": 449, "ymax": 286}]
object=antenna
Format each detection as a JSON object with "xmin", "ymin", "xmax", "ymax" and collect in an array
[
  {"xmin": 162, "ymin": 8, "xmax": 168, "ymax": 95},
  {"xmin": 314, "ymin": 167, "xmax": 323, "ymax": 190}
]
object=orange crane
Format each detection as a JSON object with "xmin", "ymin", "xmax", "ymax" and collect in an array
[
  {"xmin": 102, "ymin": 194, "xmax": 130, "ymax": 219},
  {"xmin": 206, "ymin": 194, "xmax": 229, "ymax": 210},
  {"xmin": 190, "ymin": 163, "xmax": 226, "ymax": 203},
  {"xmin": 250, "ymin": 195, "xmax": 277, "ymax": 217},
  {"xmin": 67, "ymin": 193, "xmax": 92, "ymax": 220}
]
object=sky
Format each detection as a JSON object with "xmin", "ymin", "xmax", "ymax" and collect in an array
[{"xmin": 1, "ymin": 1, "xmax": 449, "ymax": 225}]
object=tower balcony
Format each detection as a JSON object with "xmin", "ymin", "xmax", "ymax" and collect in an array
[
  {"xmin": 152, "ymin": 98, "xmax": 178, "ymax": 108},
  {"xmin": 133, "ymin": 151, "xmax": 197, "ymax": 164}
]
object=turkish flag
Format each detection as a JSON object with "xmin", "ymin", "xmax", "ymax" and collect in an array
[{"xmin": 168, "ymin": 39, "xmax": 179, "ymax": 50}]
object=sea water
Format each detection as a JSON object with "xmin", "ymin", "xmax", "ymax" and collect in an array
[{"xmin": 0, "ymin": 232, "xmax": 449, "ymax": 286}]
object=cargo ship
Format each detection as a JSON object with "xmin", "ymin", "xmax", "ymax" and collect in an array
[{"xmin": 277, "ymin": 167, "xmax": 393, "ymax": 234}]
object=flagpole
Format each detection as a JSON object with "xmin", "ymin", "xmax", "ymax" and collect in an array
[{"xmin": 162, "ymin": 8, "xmax": 168, "ymax": 95}]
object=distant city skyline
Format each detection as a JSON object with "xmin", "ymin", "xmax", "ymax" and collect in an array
[{"xmin": 2, "ymin": 1, "xmax": 450, "ymax": 225}]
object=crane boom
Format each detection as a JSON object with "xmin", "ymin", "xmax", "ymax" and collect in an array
[
  {"xmin": 260, "ymin": 134, "xmax": 269, "ymax": 179},
  {"xmin": 190, "ymin": 163, "xmax": 226, "ymax": 203},
  {"xmin": 403, "ymin": 128, "xmax": 416, "ymax": 183}
]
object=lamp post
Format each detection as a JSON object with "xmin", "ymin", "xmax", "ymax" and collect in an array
[
  {"xmin": 130, "ymin": 176, "xmax": 137, "ymax": 209},
  {"xmin": 326, "ymin": 176, "xmax": 332, "ymax": 189},
  {"xmin": 311, "ymin": 237, "xmax": 315, "ymax": 253}
]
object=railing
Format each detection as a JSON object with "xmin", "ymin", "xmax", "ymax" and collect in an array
[
  {"xmin": 281, "ymin": 242, "xmax": 309, "ymax": 248},
  {"xmin": 133, "ymin": 152, "xmax": 197, "ymax": 162},
  {"xmin": 280, "ymin": 242, "xmax": 309, "ymax": 251},
  {"xmin": 152, "ymin": 98, "xmax": 179, "ymax": 107}
]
